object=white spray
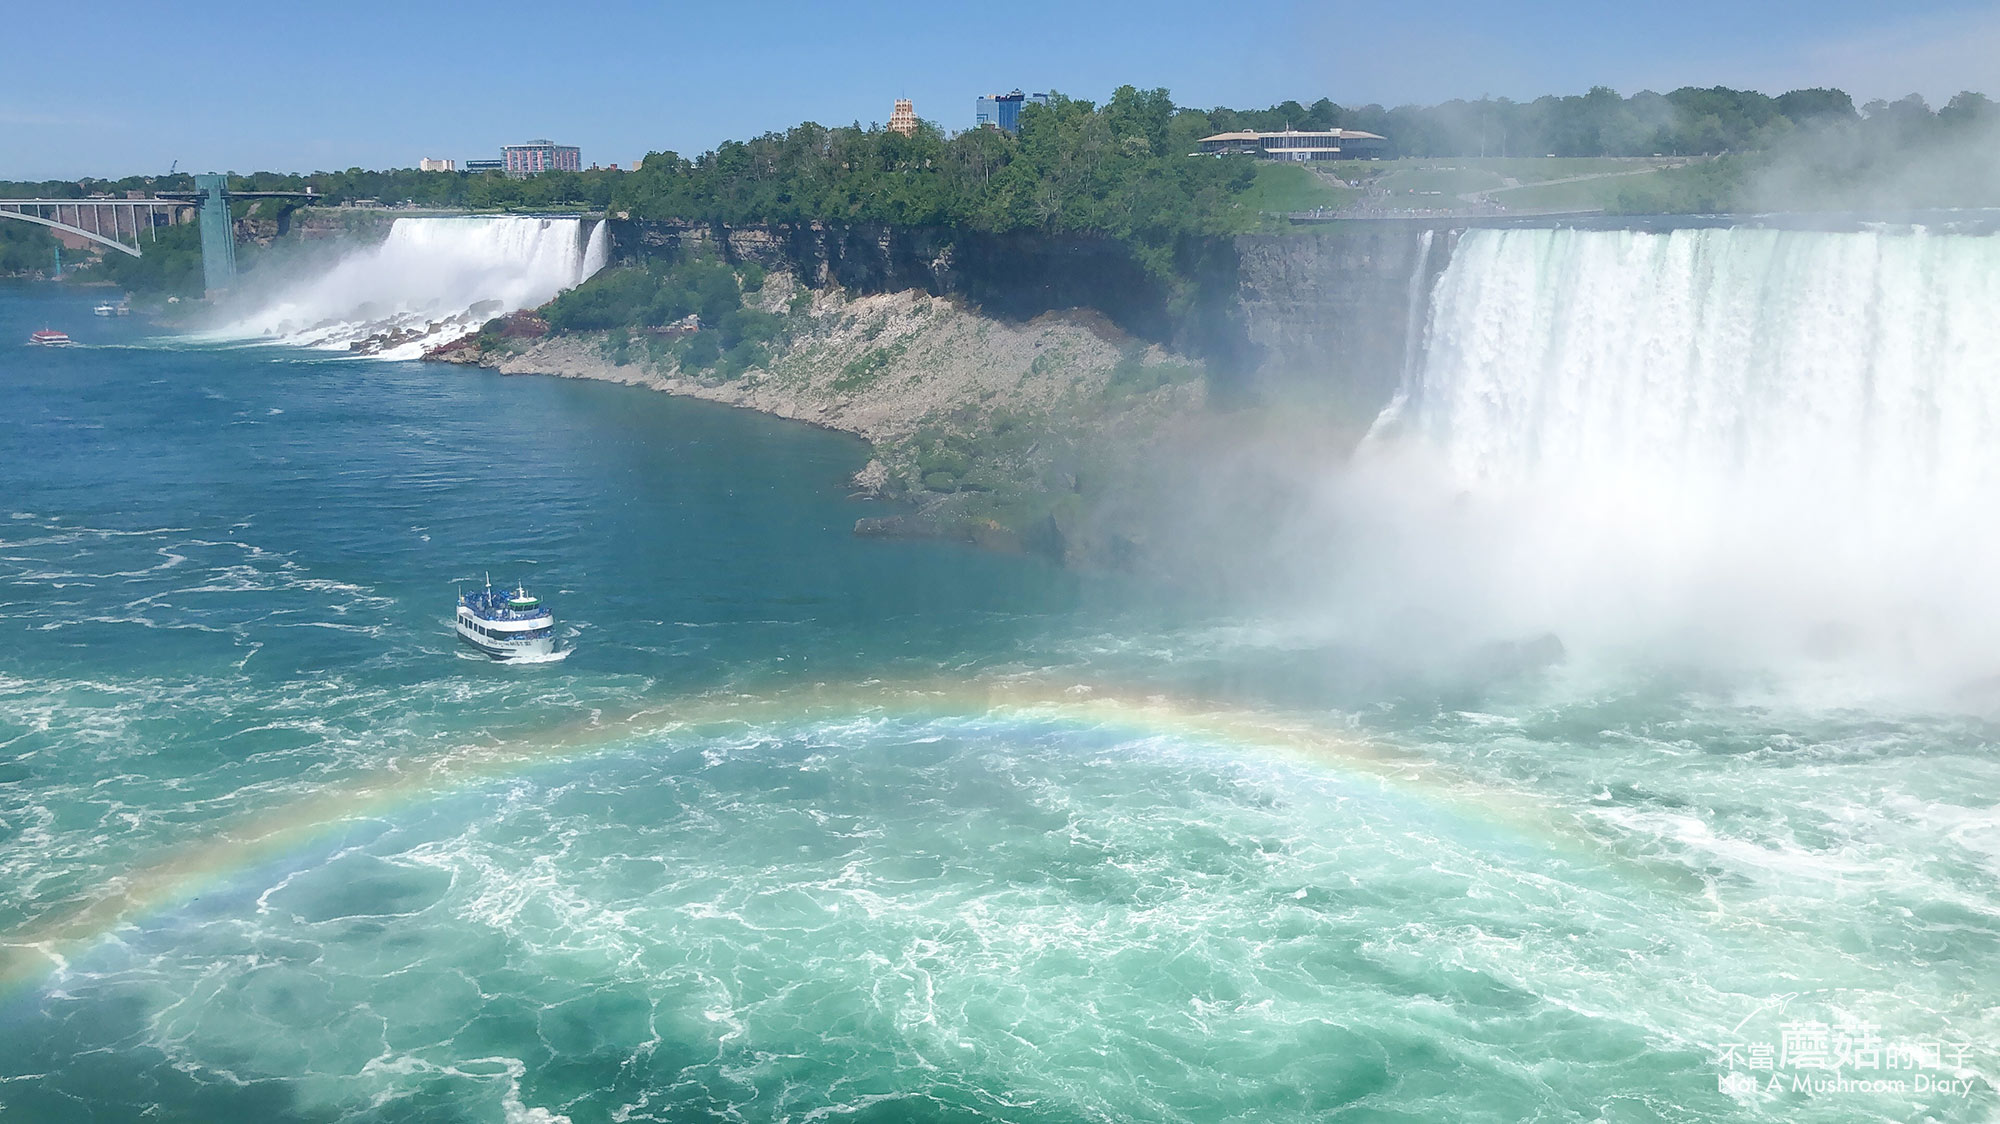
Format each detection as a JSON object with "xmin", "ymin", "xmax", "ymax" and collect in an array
[
  {"xmin": 1363, "ymin": 227, "xmax": 1437, "ymax": 441},
  {"xmin": 208, "ymin": 216, "xmax": 610, "ymax": 360},
  {"xmin": 1342, "ymin": 225, "xmax": 2000, "ymax": 690}
]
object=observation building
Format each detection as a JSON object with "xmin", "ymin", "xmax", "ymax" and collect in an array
[{"xmin": 1196, "ymin": 129, "xmax": 1389, "ymax": 161}]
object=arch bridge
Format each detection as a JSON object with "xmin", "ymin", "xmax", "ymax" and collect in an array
[
  {"xmin": 0, "ymin": 174, "xmax": 320, "ymax": 295},
  {"xmin": 0, "ymin": 197, "xmax": 192, "ymax": 258}
]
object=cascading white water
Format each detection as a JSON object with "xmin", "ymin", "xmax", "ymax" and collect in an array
[
  {"xmin": 209, "ymin": 216, "xmax": 608, "ymax": 360},
  {"xmin": 1362, "ymin": 228, "xmax": 1436, "ymax": 440},
  {"xmin": 1352, "ymin": 226, "xmax": 2000, "ymax": 687},
  {"xmin": 579, "ymin": 217, "xmax": 609, "ymax": 280},
  {"xmin": 1414, "ymin": 226, "xmax": 2000, "ymax": 499}
]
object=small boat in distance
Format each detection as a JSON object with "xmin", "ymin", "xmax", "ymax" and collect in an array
[
  {"xmin": 456, "ymin": 577, "xmax": 563, "ymax": 661},
  {"xmin": 93, "ymin": 303, "xmax": 117, "ymax": 317},
  {"xmin": 28, "ymin": 329, "xmax": 73, "ymax": 346}
]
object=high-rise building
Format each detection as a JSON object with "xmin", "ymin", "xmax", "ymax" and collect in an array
[
  {"xmin": 501, "ymin": 140, "xmax": 582, "ymax": 178},
  {"xmin": 418, "ymin": 157, "xmax": 456, "ymax": 172},
  {"xmin": 974, "ymin": 90, "xmax": 1049, "ymax": 133},
  {"xmin": 888, "ymin": 98, "xmax": 918, "ymax": 137}
]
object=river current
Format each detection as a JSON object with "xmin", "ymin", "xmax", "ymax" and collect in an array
[{"xmin": 1, "ymin": 277, "xmax": 1996, "ymax": 1123}]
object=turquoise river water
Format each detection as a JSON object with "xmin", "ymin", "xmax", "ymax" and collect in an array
[{"xmin": 0, "ymin": 279, "xmax": 1996, "ymax": 1123}]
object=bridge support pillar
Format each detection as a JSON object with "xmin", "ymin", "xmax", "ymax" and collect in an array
[{"xmin": 195, "ymin": 174, "xmax": 237, "ymax": 297}]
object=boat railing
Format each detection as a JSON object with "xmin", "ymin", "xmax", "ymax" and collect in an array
[{"xmin": 459, "ymin": 594, "xmax": 552, "ymax": 621}]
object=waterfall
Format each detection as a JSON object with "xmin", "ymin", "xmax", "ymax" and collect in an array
[
  {"xmin": 1396, "ymin": 228, "xmax": 1438, "ymax": 393},
  {"xmin": 1351, "ymin": 225, "xmax": 2000, "ymax": 683},
  {"xmin": 580, "ymin": 219, "xmax": 609, "ymax": 280},
  {"xmin": 1412, "ymin": 226, "xmax": 2000, "ymax": 500},
  {"xmin": 209, "ymin": 215, "xmax": 610, "ymax": 360},
  {"xmin": 1363, "ymin": 228, "xmax": 1437, "ymax": 440}
]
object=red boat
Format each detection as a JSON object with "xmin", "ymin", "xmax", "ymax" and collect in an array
[{"xmin": 28, "ymin": 329, "xmax": 73, "ymax": 346}]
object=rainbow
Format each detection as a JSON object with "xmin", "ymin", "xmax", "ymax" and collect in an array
[{"xmin": 0, "ymin": 676, "xmax": 1611, "ymax": 999}]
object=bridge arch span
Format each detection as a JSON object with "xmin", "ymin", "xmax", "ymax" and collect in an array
[{"xmin": 0, "ymin": 207, "xmax": 145, "ymax": 258}]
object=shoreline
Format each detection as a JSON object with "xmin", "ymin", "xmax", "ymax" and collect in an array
[
  {"xmin": 429, "ymin": 281, "xmax": 1208, "ymax": 563},
  {"xmin": 480, "ymin": 334, "xmax": 894, "ymax": 447}
]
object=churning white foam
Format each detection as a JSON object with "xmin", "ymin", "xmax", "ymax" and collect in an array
[
  {"xmin": 208, "ymin": 216, "xmax": 608, "ymax": 360},
  {"xmin": 1350, "ymin": 226, "xmax": 2000, "ymax": 689}
]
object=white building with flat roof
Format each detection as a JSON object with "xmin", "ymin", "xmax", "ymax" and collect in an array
[
  {"xmin": 418, "ymin": 157, "xmax": 456, "ymax": 172},
  {"xmin": 1196, "ymin": 129, "xmax": 1388, "ymax": 161}
]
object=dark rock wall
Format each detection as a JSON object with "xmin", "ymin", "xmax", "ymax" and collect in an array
[
  {"xmin": 609, "ymin": 220, "xmax": 1172, "ymax": 335},
  {"xmin": 1229, "ymin": 224, "xmax": 1452, "ymax": 423},
  {"xmin": 613, "ymin": 220, "xmax": 957, "ymax": 295},
  {"xmin": 608, "ymin": 218, "xmax": 1455, "ymax": 428},
  {"xmin": 237, "ymin": 207, "xmax": 399, "ymax": 247}
]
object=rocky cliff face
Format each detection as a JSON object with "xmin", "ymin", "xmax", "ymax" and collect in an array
[
  {"xmin": 615, "ymin": 220, "xmax": 955, "ymax": 294},
  {"xmin": 1229, "ymin": 224, "xmax": 1450, "ymax": 430},
  {"xmin": 609, "ymin": 218, "xmax": 1449, "ymax": 439},
  {"xmin": 236, "ymin": 206, "xmax": 400, "ymax": 247},
  {"xmin": 612, "ymin": 220, "xmax": 1182, "ymax": 350}
]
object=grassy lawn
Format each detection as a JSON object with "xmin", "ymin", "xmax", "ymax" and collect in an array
[
  {"xmin": 1237, "ymin": 155, "xmax": 1698, "ymax": 226},
  {"xmin": 1490, "ymin": 166, "xmax": 1687, "ymax": 210},
  {"xmin": 1235, "ymin": 163, "xmax": 1359, "ymax": 226},
  {"xmin": 1484, "ymin": 177, "xmax": 1625, "ymax": 211},
  {"xmin": 1319, "ymin": 156, "xmax": 1686, "ymax": 191},
  {"xmin": 1449, "ymin": 156, "xmax": 1682, "ymax": 182},
  {"xmin": 1368, "ymin": 166, "xmax": 1509, "ymax": 196}
]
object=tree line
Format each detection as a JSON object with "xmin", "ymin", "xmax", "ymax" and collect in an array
[
  {"xmin": 607, "ymin": 87, "xmax": 1251, "ymax": 282},
  {"xmin": 7, "ymin": 84, "xmax": 1992, "ymax": 208},
  {"xmin": 6, "ymin": 81, "xmax": 1996, "ymax": 290}
]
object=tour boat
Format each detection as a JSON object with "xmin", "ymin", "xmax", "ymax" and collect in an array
[
  {"xmin": 93, "ymin": 303, "xmax": 117, "ymax": 317},
  {"xmin": 456, "ymin": 578, "xmax": 562, "ymax": 661},
  {"xmin": 28, "ymin": 329, "xmax": 73, "ymax": 346}
]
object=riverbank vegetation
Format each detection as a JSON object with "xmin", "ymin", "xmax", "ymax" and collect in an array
[
  {"xmin": 0, "ymin": 222, "xmax": 58, "ymax": 276},
  {"xmin": 85, "ymin": 224, "xmax": 205, "ymax": 298},
  {"xmin": 534, "ymin": 256, "xmax": 787, "ymax": 380}
]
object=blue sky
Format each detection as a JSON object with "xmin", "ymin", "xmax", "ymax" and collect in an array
[{"xmin": 5, "ymin": 0, "xmax": 1999, "ymax": 180}]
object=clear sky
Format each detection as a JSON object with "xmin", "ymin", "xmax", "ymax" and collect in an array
[{"xmin": 5, "ymin": 0, "xmax": 1999, "ymax": 180}]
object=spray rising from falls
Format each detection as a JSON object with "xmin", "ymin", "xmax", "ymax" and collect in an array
[
  {"xmin": 1350, "ymin": 226, "xmax": 2000, "ymax": 686},
  {"xmin": 211, "ymin": 216, "xmax": 609, "ymax": 360}
]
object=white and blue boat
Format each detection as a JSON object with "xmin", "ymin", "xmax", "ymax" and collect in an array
[{"xmin": 456, "ymin": 578, "xmax": 561, "ymax": 661}]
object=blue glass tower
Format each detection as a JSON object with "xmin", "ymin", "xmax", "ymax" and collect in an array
[{"xmin": 973, "ymin": 90, "xmax": 1048, "ymax": 133}]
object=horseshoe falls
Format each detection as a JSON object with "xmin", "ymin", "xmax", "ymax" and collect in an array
[
  {"xmin": 1350, "ymin": 225, "xmax": 2000, "ymax": 695},
  {"xmin": 3, "ymin": 218, "xmax": 1998, "ymax": 1124},
  {"xmin": 207, "ymin": 215, "xmax": 608, "ymax": 359}
]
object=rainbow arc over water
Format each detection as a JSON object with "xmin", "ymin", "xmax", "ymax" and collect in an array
[{"xmin": 0, "ymin": 676, "xmax": 1608, "ymax": 999}]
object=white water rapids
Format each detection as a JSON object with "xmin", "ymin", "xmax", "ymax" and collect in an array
[
  {"xmin": 1349, "ymin": 225, "xmax": 2000, "ymax": 692},
  {"xmin": 209, "ymin": 216, "xmax": 608, "ymax": 360}
]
